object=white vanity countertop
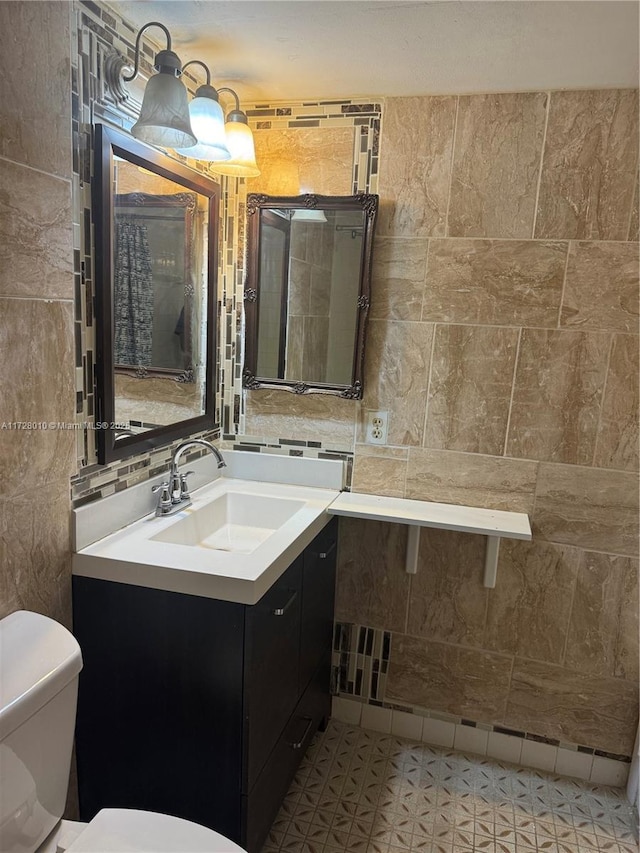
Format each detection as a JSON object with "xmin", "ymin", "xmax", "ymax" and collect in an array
[
  {"xmin": 73, "ymin": 451, "xmax": 531, "ymax": 605},
  {"xmin": 328, "ymin": 492, "xmax": 531, "ymax": 539},
  {"xmin": 73, "ymin": 450, "xmax": 346, "ymax": 552},
  {"xmin": 73, "ymin": 477, "xmax": 341, "ymax": 605}
]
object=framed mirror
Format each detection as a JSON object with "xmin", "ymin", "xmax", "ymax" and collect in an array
[
  {"xmin": 243, "ymin": 193, "xmax": 379, "ymax": 398},
  {"xmin": 94, "ymin": 123, "xmax": 220, "ymax": 463}
]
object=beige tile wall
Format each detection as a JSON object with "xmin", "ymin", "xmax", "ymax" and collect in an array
[
  {"xmin": 243, "ymin": 89, "xmax": 639, "ymax": 756},
  {"xmin": 248, "ymin": 127, "xmax": 356, "ymax": 197},
  {"xmin": 0, "ymin": 2, "xmax": 75, "ymax": 626}
]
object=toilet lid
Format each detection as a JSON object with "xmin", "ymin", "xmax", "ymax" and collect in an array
[{"xmin": 65, "ymin": 809, "xmax": 247, "ymax": 853}]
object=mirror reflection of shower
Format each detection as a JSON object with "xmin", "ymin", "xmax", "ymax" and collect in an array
[
  {"xmin": 255, "ymin": 208, "xmax": 366, "ymax": 386},
  {"xmin": 111, "ymin": 160, "xmax": 210, "ymax": 431}
]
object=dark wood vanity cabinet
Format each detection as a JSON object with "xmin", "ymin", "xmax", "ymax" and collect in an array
[{"xmin": 73, "ymin": 517, "xmax": 338, "ymax": 853}]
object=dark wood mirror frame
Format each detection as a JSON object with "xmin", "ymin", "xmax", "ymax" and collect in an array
[
  {"xmin": 94, "ymin": 123, "xmax": 220, "ymax": 464},
  {"xmin": 243, "ymin": 193, "xmax": 379, "ymax": 399}
]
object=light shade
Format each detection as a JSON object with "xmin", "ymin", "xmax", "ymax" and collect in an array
[
  {"xmin": 211, "ymin": 118, "xmax": 260, "ymax": 177},
  {"xmin": 131, "ymin": 71, "xmax": 197, "ymax": 149},
  {"xmin": 292, "ymin": 208, "xmax": 328, "ymax": 223},
  {"xmin": 175, "ymin": 85, "xmax": 231, "ymax": 161}
]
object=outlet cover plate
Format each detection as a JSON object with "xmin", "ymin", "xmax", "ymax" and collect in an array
[{"xmin": 365, "ymin": 410, "xmax": 389, "ymax": 445}]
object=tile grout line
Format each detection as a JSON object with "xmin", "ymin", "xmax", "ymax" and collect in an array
[
  {"xmin": 531, "ymin": 90, "xmax": 552, "ymax": 240},
  {"xmin": 360, "ymin": 234, "xmax": 638, "ymax": 243},
  {"xmin": 590, "ymin": 332, "xmax": 616, "ymax": 468},
  {"xmin": 418, "ymin": 237, "xmax": 430, "ymax": 324},
  {"xmin": 556, "ymin": 240, "xmax": 573, "ymax": 330},
  {"xmin": 443, "ymin": 95, "xmax": 460, "ymax": 238},
  {"xmin": 622, "ymin": 148, "xmax": 640, "ymax": 242},
  {"xmin": 0, "ymin": 295, "xmax": 75, "ymax": 304},
  {"xmin": 401, "ymin": 448, "xmax": 409, "ymax": 500},
  {"xmin": 0, "ymin": 152, "xmax": 74, "ymax": 183},
  {"xmin": 502, "ymin": 326, "xmax": 523, "ymax": 459},
  {"xmin": 376, "ymin": 318, "xmax": 612, "ymax": 332},
  {"xmin": 403, "ymin": 578, "xmax": 412, "ymax": 637},
  {"xmin": 420, "ymin": 322, "xmax": 438, "ymax": 448},
  {"xmin": 559, "ymin": 547, "xmax": 583, "ymax": 669}
]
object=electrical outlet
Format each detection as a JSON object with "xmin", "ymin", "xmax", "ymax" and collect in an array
[{"xmin": 365, "ymin": 410, "xmax": 389, "ymax": 445}]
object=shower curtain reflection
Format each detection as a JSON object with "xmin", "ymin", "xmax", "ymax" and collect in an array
[{"xmin": 113, "ymin": 221, "xmax": 153, "ymax": 367}]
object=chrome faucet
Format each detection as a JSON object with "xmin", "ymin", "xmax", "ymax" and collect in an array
[
  {"xmin": 152, "ymin": 439, "xmax": 226, "ymax": 516},
  {"xmin": 170, "ymin": 439, "xmax": 226, "ymax": 502}
]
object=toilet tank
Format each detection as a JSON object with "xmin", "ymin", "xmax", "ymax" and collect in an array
[{"xmin": 0, "ymin": 611, "xmax": 83, "ymax": 853}]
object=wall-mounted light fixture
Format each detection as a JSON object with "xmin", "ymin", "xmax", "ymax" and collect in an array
[
  {"xmin": 104, "ymin": 21, "xmax": 260, "ymax": 177},
  {"xmin": 175, "ymin": 60, "xmax": 230, "ymax": 162},
  {"xmin": 210, "ymin": 88, "xmax": 261, "ymax": 178},
  {"xmin": 118, "ymin": 22, "xmax": 196, "ymax": 149}
]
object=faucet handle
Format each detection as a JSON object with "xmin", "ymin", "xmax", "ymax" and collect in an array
[
  {"xmin": 180, "ymin": 470, "xmax": 195, "ymax": 500},
  {"xmin": 152, "ymin": 481, "xmax": 172, "ymax": 515},
  {"xmin": 170, "ymin": 470, "xmax": 183, "ymax": 504}
]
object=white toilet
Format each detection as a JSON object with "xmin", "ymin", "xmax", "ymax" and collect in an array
[{"xmin": 0, "ymin": 610, "xmax": 247, "ymax": 853}]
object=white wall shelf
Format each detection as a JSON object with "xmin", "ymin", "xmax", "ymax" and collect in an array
[{"xmin": 328, "ymin": 492, "xmax": 531, "ymax": 588}]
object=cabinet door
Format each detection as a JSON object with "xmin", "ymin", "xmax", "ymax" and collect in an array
[
  {"xmin": 73, "ymin": 577, "xmax": 245, "ymax": 840},
  {"xmin": 243, "ymin": 555, "xmax": 302, "ymax": 790},
  {"xmin": 299, "ymin": 517, "xmax": 338, "ymax": 695}
]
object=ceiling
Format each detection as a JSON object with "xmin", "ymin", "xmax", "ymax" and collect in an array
[{"xmin": 111, "ymin": 1, "xmax": 639, "ymax": 102}]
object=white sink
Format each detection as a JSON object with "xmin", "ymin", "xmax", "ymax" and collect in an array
[
  {"xmin": 152, "ymin": 492, "xmax": 305, "ymax": 553},
  {"xmin": 72, "ymin": 474, "xmax": 342, "ymax": 605}
]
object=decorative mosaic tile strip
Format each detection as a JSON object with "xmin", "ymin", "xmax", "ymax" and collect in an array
[
  {"xmin": 223, "ymin": 98, "xmax": 383, "ymax": 439},
  {"xmin": 73, "ymin": 2, "xmax": 381, "ymax": 497},
  {"xmin": 333, "ymin": 695, "xmax": 632, "ymax": 787},
  {"xmin": 71, "ymin": 0, "xmax": 229, "ymax": 501},
  {"xmin": 332, "ymin": 622, "xmax": 391, "ymax": 702},
  {"xmin": 70, "ymin": 427, "xmax": 221, "ymax": 508},
  {"xmin": 331, "ymin": 621, "xmax": 633, "ymax": 765}
]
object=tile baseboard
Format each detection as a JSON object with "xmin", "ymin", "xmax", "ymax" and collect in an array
[{"xmin": 331, "ymin": 694, "xmax": 631, "ymax": 789}]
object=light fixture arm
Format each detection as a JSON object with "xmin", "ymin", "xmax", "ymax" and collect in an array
[
  {"xmin": 217, "ymin": 87, "xmax": 240, "ymax": 111},
  {"xmin": 182, "ymin": 60, "xmax": 212, "ymax": 87},
  {"xmin": 218, "ymin": 87, "xmax": 248, "ymax": 123},
  {"xmin": 122, "ymin": 21, "xmax": 175, "ymax": 82},
  {"xmin": 181, "ymin": 60, "xmax": 222, "ymax": 103}
]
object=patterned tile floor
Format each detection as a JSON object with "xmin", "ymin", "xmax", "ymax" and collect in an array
[{"xmin": 261, "ymin": 720, "xmax": 638, "ymax": 853}]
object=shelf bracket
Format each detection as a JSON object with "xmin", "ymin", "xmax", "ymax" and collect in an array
[
  {"xmin": 405, "ymin": 525, "xmax": 420, "ymax": 574},
  {"xmin": 405, "ymin": 527, "xmax": 501, "ymax": 588},
  {"xmin": 483, "ymin": 536, "xmax": 501, "ymax": 588}
]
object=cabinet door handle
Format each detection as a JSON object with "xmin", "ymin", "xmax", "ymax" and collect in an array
[
  {"xmin": 289, "ymin": 716, "xmax": 314, "ymax": 750},
  {"xmin": 273, "ymin": 590, "xmax": 298, "ymax": 616},
  {"xmin": 318, "ymin": 540, "xmax": 337, "ymax": 560}
]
